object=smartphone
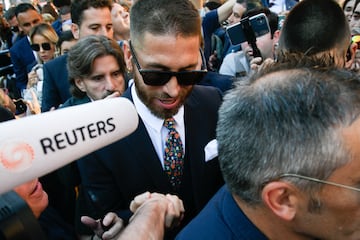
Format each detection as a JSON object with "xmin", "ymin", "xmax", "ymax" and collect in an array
[
  {"xmin": 14, "ymin": 99, "xmax": 27, "ymax": 115},
  {"xmin": 226, "ymin": 13, "xmax": 270, "ymax": 46},
  {"xmin": 278, "ymin": 14, "xmax": 286, "ymax": 30}
]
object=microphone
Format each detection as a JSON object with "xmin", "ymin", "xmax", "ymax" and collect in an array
[{"xmin": 0, "ymin": 97, "xmax": 138, "ymax": 194}]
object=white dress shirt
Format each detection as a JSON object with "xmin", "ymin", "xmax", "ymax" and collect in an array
[{"xmin": 131, "ymin": 83, "xmax": 185, "ymax": 168}]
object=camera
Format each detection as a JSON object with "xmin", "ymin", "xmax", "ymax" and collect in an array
[
  {"xmin": 14, "ymin": 99, "xmax": 27, "ymax": 115},
  {"xmin": 226, "ymin": 13, "xmax": 270, "ymax": 46}
]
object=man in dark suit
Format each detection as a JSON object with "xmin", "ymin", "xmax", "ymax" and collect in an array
[
  {"xmin": 9, "ymin": 3, "xmax": 42, "ymax": 98},
  {"xmin": 77, "ymin": 0, "xmax": 225, "ymax": 239},
  {"xmin": 41, "ymin": 0, "xmax": 114, "ymax": 112}
]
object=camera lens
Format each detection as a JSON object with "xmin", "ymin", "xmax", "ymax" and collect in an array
[
  {"xmin": 257, "ymin": 17, "xmax": 264, "ymax": 24},
  {"xmin": 14, "ymin": 99, "xmax": 27, "ymax": 114}
]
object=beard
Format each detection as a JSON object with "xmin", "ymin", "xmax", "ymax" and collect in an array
[{"xmin": 134, "ymin": 74, "xmax": 193, "ymax": 119}]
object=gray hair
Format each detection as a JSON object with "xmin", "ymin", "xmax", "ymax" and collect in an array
[{"xmin": 217, "ymin": 59, "xmax": 360, "ymax": 205}]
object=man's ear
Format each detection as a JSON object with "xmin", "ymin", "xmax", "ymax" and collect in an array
[
  {"xmin": 272, "ymin": 30, "xmax": 281, "ymax": 54},
  {"xmin": 261, "ymin": 181, "xmax": 298, "ymax": 221},
  {"xmin": 74, "ymin": 78, "xmax": 86, "ymax": 92},
  {"xmin": 123, "ymin": 40, "xmax": 133, "ymax": 72},
  {"xmin": 71, "ymin": 23, "xmax": 80, "ymax": 40},
  {"xmin": 345, "ymin": 42, "xmax": 357, "ymax": 69},
  {"xmin": 273, "ymin": 30, "xmax": 281, "ymax": 43}
]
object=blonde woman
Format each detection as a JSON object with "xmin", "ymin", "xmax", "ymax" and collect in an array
[{"xmin": 25, "ymin": 23, "xmax": 58, "ymax": 107}]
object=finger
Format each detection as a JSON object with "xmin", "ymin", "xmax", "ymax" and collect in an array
[
  {"xmin": 81, "ymin": 216, "xmax": 99, "ymax": 229},
  {"xmin": 258, "ymin": 58, "xmax": 275, "ymax": 72},
  {"xmin": 104, "ymin": 91, "xmax": 121, "ymax": 99},
  {"xmin": 148, "ymin": 192, "xmax": 166, "ymax": 199},
  {"xmin": 166, "ymin": 194, "xmax": 185, "ymax": 214},
  {"xmin": 164, "ymin": 195, "xmax": 184, "ymax": 228},
  {"xmin": 27, "ymin": 89, "xmax": 40, "ymax": 114},
  {"xmin": 250, "ymin": 63, "xmax": 259, "ymax": 71},
  {"xmin": 129, "ymin": 191, "xmax": 151, "ymax": 212},
  {"xmin": 102, "ymin": 214, "xmax": 124, "ymax": 240},
  {"xmin": 250, "ymin": 57, "xmax": 263, "ymax": 65},
  {"xmin": 30, "ymin": 88, "xmax": 37, "ymax": 100},
  {"xmin": 25, "ymin": 100, "xmax": 34, "ymax": 111},
  {"xmin": 164, "ymin": 201, "xmax": 181, "ymax": 228},
  {"xmin": 102, "ymin": 212, "xmax": 117, "ymax": 227}
]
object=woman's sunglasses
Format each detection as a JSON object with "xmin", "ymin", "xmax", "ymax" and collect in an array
[
  {"xmin": 129, "ymin": 41, "xmax": 207, "ymax": 86},
  {"xmin": 30, "ymin": 42, "xmax": 52, "ymax": 52}
]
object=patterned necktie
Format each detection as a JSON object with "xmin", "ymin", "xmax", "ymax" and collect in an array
[{"xmin": 163, "ymin": 118, "xmax": 184, "ymax": 189}]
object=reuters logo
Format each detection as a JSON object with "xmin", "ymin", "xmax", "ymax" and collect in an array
[{"xmin": 0, "ymin": 141, "xmax": 34, "ymax": 172}]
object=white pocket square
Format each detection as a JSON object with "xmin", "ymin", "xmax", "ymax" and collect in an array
[{"xmin": 204, "ymin": 139, "xmax": 218, "ymax": 162}]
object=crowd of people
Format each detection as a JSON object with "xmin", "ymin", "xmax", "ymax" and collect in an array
[{"xmin": 1, "ymin": 0, "xmax": 360, "ymax": 239}]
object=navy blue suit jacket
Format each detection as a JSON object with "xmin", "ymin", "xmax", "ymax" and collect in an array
[
  {"xmin": 10, "ymin": 36, "xmax": 36, "ymax": 91},
  {"xmin": 77, "ymin": 85, "xmax": 225, "ymax": 238},
  {"xmin": 42, "ymin": 54, "xmax": 71, "ymax": 112},
  {"xmin": 198, "ymin": 71, "xmax": 234, "ymax": 94},
  {"xmin": 176, "ymin": 185, "xmax": 268, "ymax": 240}
]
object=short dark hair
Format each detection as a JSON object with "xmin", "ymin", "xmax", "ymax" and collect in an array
[
  {"xmin": 56, "ymin": 30, "xmax": 75, "ymax": 49},
  {"xmin": 278, "ymin": 0, "xmax": 350, "ymax": 56},
  {"xmin": 4, "ymin": 7, "xmax": 16, "ymax": 21},
  {"xmin": 53, "ymin": 0, "xmax": 71, "ymax": 8},
  {"xmin": 67, "ymin": 35, "xmax": 125, "ymax": 98},
  {"xmin": 71, "ymin": 0, "xmax": 112, "ymax": 26},
  {"xmin": 15, "ymin": 3, "xmax": 37, "ymax": 18},
  {"xmin": 204, "ymin": 1, "xmax": 222, "ymax": 10},
  {"xmin": 130, "ymin": 0, "xmax": 201, "ymax": 47}
]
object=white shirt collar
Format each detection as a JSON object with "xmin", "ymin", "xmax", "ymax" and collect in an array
[{"xmin": 131, "ymin": 82, "xmax": 184, "ymax": 132}]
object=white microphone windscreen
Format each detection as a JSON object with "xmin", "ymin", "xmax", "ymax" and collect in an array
[{"xmin": 0, "ymin": 97, "xmax": 138, "ymax": 194}]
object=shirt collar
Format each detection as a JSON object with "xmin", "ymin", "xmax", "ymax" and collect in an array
[{"xmin": 131, "ymin": 83, "xmax": 184, "ymax": 133}]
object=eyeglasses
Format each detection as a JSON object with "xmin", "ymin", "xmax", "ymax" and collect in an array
[
  {"xmin": 129, "ymin": 41, "xmax": 207, "ymax": 86},
  {"xmin": 278, "ymin": 173, "xmax": 360, "ymax": 193},
  {"xmin": 352, "ymin": 35, "xmax": 360, "ymax": 49},
  {"xmin": 30, "ymin": 42, "xmax": 52, "ymax": 52}
]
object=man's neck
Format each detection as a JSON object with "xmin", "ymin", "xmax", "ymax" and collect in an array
[
  {"xmin": 114, "ymin": 32, "xmax": 130, "ymax": 42},
  {"xmin": 233, "ymin": 194, "xmax": 312, "ymax": 240}
]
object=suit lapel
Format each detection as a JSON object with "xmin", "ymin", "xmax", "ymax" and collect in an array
[
  {"xmin": 183, "ymin": 88, "xmax": 207, "ymax": 193},
  {"xmin": 122, "ymin": 89, "xmax": 172, "ymax": 191}
]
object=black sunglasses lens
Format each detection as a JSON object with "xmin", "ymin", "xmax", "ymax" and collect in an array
[
  {"xmin": 30, "ymin": 44, "xmax": 40, "ymax": 51},
  {"xmin": 142, "ymin": 71, "xmax": 207, "ymax": 86},
  {"xmin": 41, "ymin": 43, "xmax": 51, "ymax": 51},
  {"xmin": 142, "ymin": 72, "xmax": 172, "ymax": 86},
  {"xmin": 42, "ymin": 43, "xmax": 51, "ymax": 50},
  {"xmin": 177, "ymin": 71, "xmax": 207, "ymax": 85},
  {"xmin": 31, "ymin": 43, "xmax": 51, "ymax": 51}
]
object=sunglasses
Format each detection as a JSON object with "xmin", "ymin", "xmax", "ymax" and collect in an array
[
  {"xmin": 30, "ymin": 42, "xmax": 52, "ymax": 52},
  {"xmin": 129, "ymin": 41, "xmax": 207, "ymax": 86},
  {"xmin": 11, "ymin": 26, "xmax": 19, "ymax": 33},
  {"xmin": 352, "ymin": 35, "xmax": 360, "ymax": 49}
]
